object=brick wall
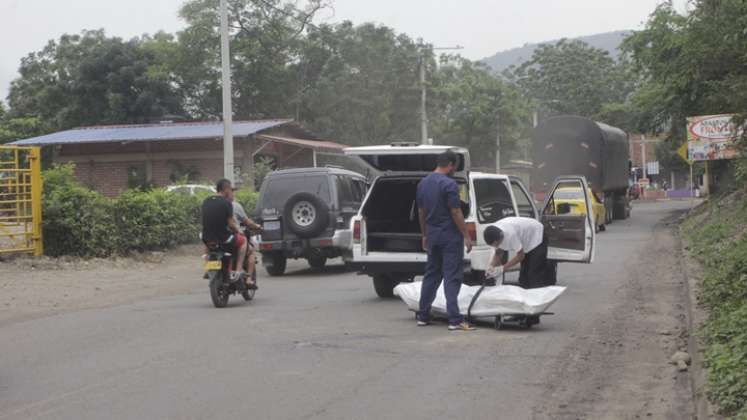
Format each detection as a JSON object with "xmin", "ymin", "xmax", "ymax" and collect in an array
[
  {"xmin": 73, "ymin": 161, "xmax": 132, "ymax": 197},
  {"xmin": 54, "ymin": 131, "xmax": 326, "ymax": 196}
]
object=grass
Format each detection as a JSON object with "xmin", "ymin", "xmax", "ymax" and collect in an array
[{"xmin": 681, "ymin": 189, "xmax": 747, "ymax": 418}]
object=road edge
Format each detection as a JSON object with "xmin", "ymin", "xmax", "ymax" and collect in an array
[{"xmin": 675, "ymin": 212, "xmax": 722, "ymax": 420}]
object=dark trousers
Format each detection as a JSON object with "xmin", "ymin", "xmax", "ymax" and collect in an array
[
  {"xmin": 518, "ymin": 235, "xmax": 557, "ymax": 289},
  {"xmin": 418, "ymin": 240, "xmax": 464, "ymax": 325}
]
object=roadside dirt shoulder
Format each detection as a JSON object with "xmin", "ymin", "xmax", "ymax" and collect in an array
[
  {"xmin": 534, "ymin": 211, "xmax": 694, "ymax": 419},
  {"xmin": 0, "ymin": 245, "xmax": 204, "ymax": 326}
]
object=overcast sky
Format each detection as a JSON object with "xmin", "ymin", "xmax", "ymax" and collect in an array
[{"xmin": 0, "ymin": 0, "xmax": 687, "ymax": 104}]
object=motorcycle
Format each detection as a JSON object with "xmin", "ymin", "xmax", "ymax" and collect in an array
[{"xmin": 203, "ymin": 228, "xmax": 259, "ymax": 308}]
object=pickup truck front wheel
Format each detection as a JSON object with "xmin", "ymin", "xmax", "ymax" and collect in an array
[{"xmin": 372, "ymin": 274, "xmax": 413, "ymax": 298}]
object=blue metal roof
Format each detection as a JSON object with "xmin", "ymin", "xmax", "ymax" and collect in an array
[{"xmin": 10, "ymin": 119, "xmax": 294, "ymax": 146}]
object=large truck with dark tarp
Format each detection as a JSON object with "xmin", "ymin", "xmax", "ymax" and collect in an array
[{"xmin": 532, "ymin": 115, "xmax": 630, "ymax": 222}]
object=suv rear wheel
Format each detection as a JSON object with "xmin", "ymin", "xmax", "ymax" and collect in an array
[{"xmin": 263, "ymin": 252, "xmax": 287, "ymax": 276}]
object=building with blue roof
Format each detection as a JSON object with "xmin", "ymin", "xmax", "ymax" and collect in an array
[{"xmin": 11, "ymin": 119, "xmax": 347, "ymax": 196}]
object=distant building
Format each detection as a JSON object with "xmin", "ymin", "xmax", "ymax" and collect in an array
[{"xmin": 11, "ymin": 119, "xmax": 348, "ymax": 196}]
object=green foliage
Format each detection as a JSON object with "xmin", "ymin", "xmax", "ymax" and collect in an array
[
  {"xmin": 683, "ymin": 190, "xmax": 747, "ymax": 416},
  {"xmin": 234, "ymin": 188, "xmax": 259, "ymax": 216},
  {"xmin": 7, "ymin": 29, "xmax": 185, "ymax": 131},
  {"xmin": 509, "ymin": 39, "xmax": 633, "ymax": 119},
  {"xmin": 431, "ymin": 57, "xmax": 531, "ymax": 167},
  {"xmin": 41, "ymin": 164, "xmax": 203, "ymax": 257},
  {"xmin": 0, "ymin": 115, "xmax": 47, "ymax": 144},
  {"xmin": 42, "ymin": 165, "xmax": 116, "ymax": 257}
]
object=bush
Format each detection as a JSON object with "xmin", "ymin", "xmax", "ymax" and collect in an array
[
  {"xmin": 234, "ymin": 188, "xmax": 259, "ymax": 217},
  {"xmin": 42, "ymin": 165, "xmax": 116, "ymax": 257},
  {"xmin": 41, "ymin": 165, "xmax": 203, "ymax": 257},
  {"xmin": 113, "ymin": 189, "xmax": 202, "ymax": 252}
]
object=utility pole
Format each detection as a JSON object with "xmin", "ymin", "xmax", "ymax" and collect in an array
[
  {"xmin": 641, "ymin": 136, "xmax": 647, "ymax": 180},
  {"xmin": 220, "ymin": 0, "xmax": 234, "ymax": 182},
  {"xmin": 418, "ymin": 41, "xmax": 428, "ymax": 145},
  {"xmin": 495, "ymin": 111, "xmax": 501, "ymax": 173},
  {"xmin": 417, "ymin": 41, "xmax": 463, "ymax": 144}
]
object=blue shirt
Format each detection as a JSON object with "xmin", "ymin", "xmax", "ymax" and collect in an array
[{"xmin": 416, "ymin": 172, "xmax": 462, "ymax": 245}]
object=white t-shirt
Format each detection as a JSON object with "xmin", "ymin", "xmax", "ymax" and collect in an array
[{"xmin": 493, "ymin": 217, "xmax": 544, "ymax": 253}]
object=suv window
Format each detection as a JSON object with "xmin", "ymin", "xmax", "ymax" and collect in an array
[
  {"xmin": 510, "ymin": 180, "xmax": 536, "ymax": 218},
  {"xmin": 335, "ymin": 176, "xmax": 355, "ymax": 206},
  {"xmin": 261, "ymin": 175, "xmax": 331, "ymax": 210},
  {"xmin": 351, "ymin": 179, "xmax": 367, "ymax": 202},
  {"xmin": 474, "ymin": 179, "xmax": 515, "ymax": 223}
]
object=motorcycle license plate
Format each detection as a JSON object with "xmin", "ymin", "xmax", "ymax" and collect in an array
[{"xmin": 204, "ymin": 260, "xmax": 222, "ymax": 271}]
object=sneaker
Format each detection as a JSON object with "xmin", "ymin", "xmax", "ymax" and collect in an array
[
  {"xmin": 448, "ymin": 322, "xmax": 476, "ymax": 331},
  {"xmin": 417, "ymin": 320, "xmax": 429, "ymax": 326}
]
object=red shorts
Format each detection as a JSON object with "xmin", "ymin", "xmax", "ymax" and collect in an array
[{"xmin": 235, "ymin": 232, "xmax": 247, "ymax": 249}]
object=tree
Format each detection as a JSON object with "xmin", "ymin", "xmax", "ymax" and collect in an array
[
  {"xmin": 509, "ymin": 39, "xmax": 632, "ymax": 119},
  {"xmin": 177, "ymin": 0, "xmax": 330, "ymax": 119},
  {"xmin": 7, "ymin": 30, "xmax": 185, "ymax": 130},
  {"xmin": 430, "ymin": 57, "xmax": 531, "ymax": 168},
  {"xmin": 294, "ymin": 22, "xmax": 421, "ymax": 145},
  {"xmin": 624, "ymin": 1, "xmax": 747, "ymax": 182}
]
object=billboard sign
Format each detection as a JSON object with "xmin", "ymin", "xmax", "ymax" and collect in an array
[{"xmin": 687, "ymin": 114, "xmax": 742, "ymax": 161}]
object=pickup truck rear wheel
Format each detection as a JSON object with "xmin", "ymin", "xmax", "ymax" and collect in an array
[
  {"xmin": 373, "ymin": 274, "xmax": 413, "ymax": 297},
  {"xmin": 373, "ymin": 274, "xmax": 399, "ymax": 298}
]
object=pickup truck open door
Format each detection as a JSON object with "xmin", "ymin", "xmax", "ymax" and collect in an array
[{"xmin": 541, "ymin": 176, "xmax": 596, "ymax": 263}]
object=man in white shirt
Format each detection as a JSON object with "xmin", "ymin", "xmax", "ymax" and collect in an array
[{"xmin": 484, "ymin": 217, "xmax": 556, "ymax": 289}]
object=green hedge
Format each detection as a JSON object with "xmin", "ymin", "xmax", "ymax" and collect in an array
[
  {"xmin": 42, "ymin": 165, "xmax": 258, "ymax": 257},
  {"xmin": 682, "ymin": 191, "xmax": 747, "ymax": 418}
]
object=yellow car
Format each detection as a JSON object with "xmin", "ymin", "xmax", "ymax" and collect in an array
[{"xmin": 549, "ymin": 187, "xmax": 606, "ymax": 232}]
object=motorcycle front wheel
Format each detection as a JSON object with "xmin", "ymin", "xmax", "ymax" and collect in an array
[{"xmin": 241, "ymin": 268, "xmax": 257, "ymax": 301}]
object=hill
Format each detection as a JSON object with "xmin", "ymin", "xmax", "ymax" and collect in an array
[{"xmin": 481, "ymin": 30, "xmax": 632, "ymax": 73}]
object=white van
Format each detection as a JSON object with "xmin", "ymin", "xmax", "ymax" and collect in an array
[{"xmin": 344, "ymin": 143, "xmax": 596, "ymax": 298}]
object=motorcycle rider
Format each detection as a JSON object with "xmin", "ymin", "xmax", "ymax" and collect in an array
[
  {"xmin": 201, "ymin": 179, "xmax": 249, "ymax": 285},
  {"xmin": 230, "ymin": 196, "xmax": 261, "ymax": 287}
]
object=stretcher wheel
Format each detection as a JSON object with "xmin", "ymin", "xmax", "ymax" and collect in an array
[
  {"xmin": 519, "ymin": 317, "xmax": 531, "ymax": 329},
  {"xmin": 494, "ymin": 316, "xmax": 503, "ymax": 330}
]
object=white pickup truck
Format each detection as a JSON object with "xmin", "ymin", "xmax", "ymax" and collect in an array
[{"xmin": 344, "ymin": 143, "xmax": 596, "ymax": 298}]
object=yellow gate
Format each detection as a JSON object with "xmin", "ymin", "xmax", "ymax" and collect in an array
[{"xmin": 0, "ymin": 146, "xmax": 42, "ymax": 256}]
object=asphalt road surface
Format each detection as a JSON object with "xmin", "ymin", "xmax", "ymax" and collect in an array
[{"xmin": 0, "ymin": 200, "xmax": 694, "ymax": 420}]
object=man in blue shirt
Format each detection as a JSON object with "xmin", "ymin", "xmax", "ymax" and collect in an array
[{"xmin": 416, "ymin": 151, "xmax": 475, "ymax": 331}]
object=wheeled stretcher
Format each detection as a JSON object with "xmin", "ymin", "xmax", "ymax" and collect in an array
[{"xmin": 393, "ymin": 280, "xmax": 566, "ymax": 330}]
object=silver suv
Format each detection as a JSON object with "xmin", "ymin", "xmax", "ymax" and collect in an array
[{"xmin": 256, "ymin": 167, "xmax": 367, "ymax": 276}]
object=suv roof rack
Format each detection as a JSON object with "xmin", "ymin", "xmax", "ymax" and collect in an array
[
  {"xmin": 324, "ymin": 164, "xmax": 345, "ymax": 169},
  {"xmin": 390, "ymin": 141, "xmax": 420, "ymax": 147}
]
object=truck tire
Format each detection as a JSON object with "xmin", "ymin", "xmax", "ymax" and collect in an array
[
  {"xmin": 284, "ymin": 192, "xmax": 329, "ymax": 238},
  {"xmin": 263, "ymin": 252, "xmax": 287, "ymax": 276},
  {"xmin": 613, "ymin": 194, "xmax": 628, "ymax": 220}
]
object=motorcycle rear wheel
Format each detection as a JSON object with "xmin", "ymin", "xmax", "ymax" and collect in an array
[{"xmin": 209, "ymin": 271, "xmax": 230, "ymax": 308}]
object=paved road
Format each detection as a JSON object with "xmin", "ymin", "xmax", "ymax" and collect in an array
[{"xmin": 0, "ymin": 201, "xmax": 694, "ymax": 420}]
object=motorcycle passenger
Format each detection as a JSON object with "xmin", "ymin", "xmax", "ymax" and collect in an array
[
  {"xmin": 230, "ymin": 196, "xmax": 261, "ymax": 287},
  {"xmin": 201, "ymin": 179, "xmax": 248, "ymax": 284}
]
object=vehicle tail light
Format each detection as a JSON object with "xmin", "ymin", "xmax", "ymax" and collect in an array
[
  {"xmin": 467, "ymin": 222, "xmax": 477, "ymax": 242},
  {"xmin": 260, "ymin": 243, "xmax": 274, "ymax": 250},
  {"xmin": 318, "ymin": 239, "xmax": 333, "ymax": 247},
  {"xmin": 353, "ymin": 220, "xmax": 361, "ymax": 243}
]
